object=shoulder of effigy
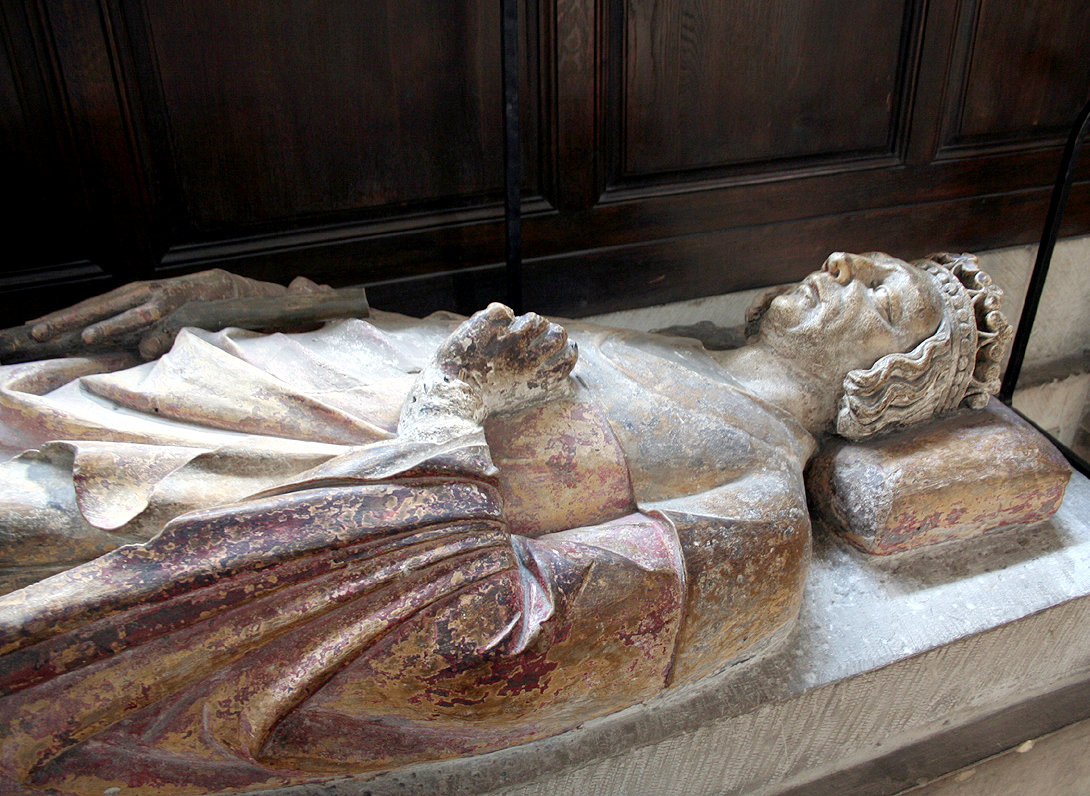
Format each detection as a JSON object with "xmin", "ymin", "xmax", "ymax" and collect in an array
[{"xmin": 567, "ymin": 326, "xmax": 746, "ymax": 392}]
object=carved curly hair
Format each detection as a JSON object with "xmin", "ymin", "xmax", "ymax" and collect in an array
[{"xmin": 834, "ymin": 253, "xmax": 1012, "ymax": 440}]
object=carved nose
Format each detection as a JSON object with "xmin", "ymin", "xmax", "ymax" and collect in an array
[{"xmin": 823, "ymin": 252, "xmax": 871, "ymax": 284}]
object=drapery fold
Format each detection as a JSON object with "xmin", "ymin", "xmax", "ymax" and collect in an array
[{"xmin": 0, "ymin": 313, "xmax": 809, "ymax": 795}]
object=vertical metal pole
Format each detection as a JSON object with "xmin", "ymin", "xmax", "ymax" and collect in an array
[
  {"xmin": 501, "ymin": 0, "xmax": 523, "ymax": 313},
  {"xmin": 999, "ymin": 98, "xmax": 1090, "ymax": 403}
]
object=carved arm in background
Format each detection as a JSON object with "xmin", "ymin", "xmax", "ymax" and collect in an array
[{"xmin": 0, "ymin": 270, "xmax": 367, "ymax": 363}]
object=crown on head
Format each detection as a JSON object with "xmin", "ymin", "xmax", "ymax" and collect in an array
[
  {"xmin": 919, "ymin": 252, "xmax": 1012, "ymax": 412},
  {"xmin": 836, "ymin": 252, "xmax": 1013, "ymax": 440}
]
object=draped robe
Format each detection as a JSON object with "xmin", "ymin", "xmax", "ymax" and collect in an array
[{"xmin": 0, "ymin": 313, "xmax": 813, "ymax": 795}]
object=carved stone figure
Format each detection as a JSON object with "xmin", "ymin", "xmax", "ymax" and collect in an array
[{"xmin": 0, "ymin": 252, "xmax": 1011, "ymax": 794}]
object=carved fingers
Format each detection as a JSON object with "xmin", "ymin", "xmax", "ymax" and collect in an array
[
  {"xmin": 27, "ymin": 270, "xmax": 286, "ymax": 358},
  {"xmin": 399, "ymin": 305, "xmax": 578, "ymax": 443},
  {"xmin": 436, "ymin": 303, "xmax": 577, "ymax": 410},
  {"xmin": 29, "ymin": 281, "xmax": 155, "ymax": 344}
]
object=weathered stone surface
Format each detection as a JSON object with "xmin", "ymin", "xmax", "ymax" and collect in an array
[
  {"xmin": 0, "ymin": 252, "xmax": 1024, "ymax": 794},
  {"xmin": 252, "ymin": 469, "xmax": 1090, "ymax": 796},
  {"xmin": 807, "ymin": 399, "xmax": 1071, "ymax": 554}
]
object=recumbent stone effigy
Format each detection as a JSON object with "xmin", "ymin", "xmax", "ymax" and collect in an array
[{"xmin": 0, "ymin": 251, "xmax": 1068, "ymax": 794}]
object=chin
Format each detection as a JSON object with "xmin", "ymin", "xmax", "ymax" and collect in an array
[
  {"xmin": 763, "ymin": 295, "xmax": 805, "ymax": 332},
  {"xmin": 758, "ymin": 307, "xmax": 834, "ymax": 363}
]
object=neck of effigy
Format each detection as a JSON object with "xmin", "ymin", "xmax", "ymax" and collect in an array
[{"xmin": 714, "ymin": 340, "xmax": 843, "ymax": 437}]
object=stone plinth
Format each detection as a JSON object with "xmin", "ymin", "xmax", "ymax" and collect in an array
[{"xmin": 806, "ymin": 399, "xmax": 1071, "ymax": 554}]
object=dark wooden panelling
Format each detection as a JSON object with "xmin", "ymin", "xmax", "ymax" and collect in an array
[
  {"xmin": 953, "ymin": 0, "xmax": 1090, "ymax": 147},
  {"xmin": 3, "ymin": 0, "xmax": 1090, "ymax": 322},
  {"xmin": 539, "ymin": 0, "xmax": 611, "ymax": 210},
  {"xmin": 903, "ymin": 0, "xmax": 965, "ymax": 166},
  {"xmin": 0, "ymin": 3, "xmax": 92, "ymax": 273},
  {"xmin": 0, "ymin": 2, "xmax": 116, "ymax": 323},
  {"xmin": 176, "ymin": 142, "xmax": 1090, "ymax": 316},
  {"xmin": 371, "ymin": 179, "xmax": 1090, "ymax": 318},
  {"xmin": 528, "ymin": 184, "xmax": 1090, "ymax": 316},
  {"xmin": 40, "ymin": 0, "xmax": 156, "ymax": 277},
  {"xmin": 139, "ymin": 0, "xmax": 523, "ymax": 233},
  {"xmin": 622, "ymin": 0, "xmax": 910, "ymax": 177},
  {"xmin": 538, "ymin": 179, "xmax": 1090, "ymax": 316}
]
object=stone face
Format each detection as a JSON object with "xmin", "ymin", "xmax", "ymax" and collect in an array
[{"xmin": 807, "ymin": 399, "xmax": 1072, "ymax": 554}]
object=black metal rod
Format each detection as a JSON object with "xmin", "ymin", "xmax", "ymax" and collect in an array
[
  {"xmin": 999, "ymin": 98, "xmax": 1090, "ymax": 402},
  {"xmin": 501, "ymin": 0, "xmax": 523, "ymax": 313}
]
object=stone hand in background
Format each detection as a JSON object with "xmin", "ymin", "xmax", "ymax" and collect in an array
[{"xmin": 0, "ymin": 270, "xmax": 354, "ymax": 363}]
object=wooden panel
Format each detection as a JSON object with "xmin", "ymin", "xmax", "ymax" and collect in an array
[
  {"xmin": 0, "ymin": 1, "xmax": 113, "ymax": 323},
  {"xmin": 0, "ymin": 10, "xmax": 70, "ymax": 272},
  {"xmin": 138, "ymin": 0, "xmax": 522, "ymax": 233},
  {"xmin": 375, "ymin": 177, "xmax": 1090, "ymax": 318},
  {"xmin": 953, "ymin": 0, "xmax": 1090, "ymax": 146},
  {"xmin": 539, "ymin": 0, "xmax": 614, "ymax": 211},
  {"xmin": 33, "ymin": 0, "xmax": 159, "ymax": 278},
  {"xmin": 4, "ymin": 0, "xmax": 1090, "ymax": 325},
  {"xmin": 0, "ymin": 6, "xmax": 81, "ymax": 272},
  {"xmin": 622, "ymin": 0, "xmax": 911, "ymax": 177}
]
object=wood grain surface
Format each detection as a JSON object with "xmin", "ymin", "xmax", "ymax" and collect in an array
[{"xmin": 1, "ymin": 0, "xmax": 1088, "ymax": 320}]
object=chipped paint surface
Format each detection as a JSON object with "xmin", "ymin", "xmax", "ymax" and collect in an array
[
  {"xmin": 809, "ymin": 400, "xmax": 1071, "ymax": 554},
  {"xmin": 0, "ymin": 313, "xmax": 810, "ymax": 794}
]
